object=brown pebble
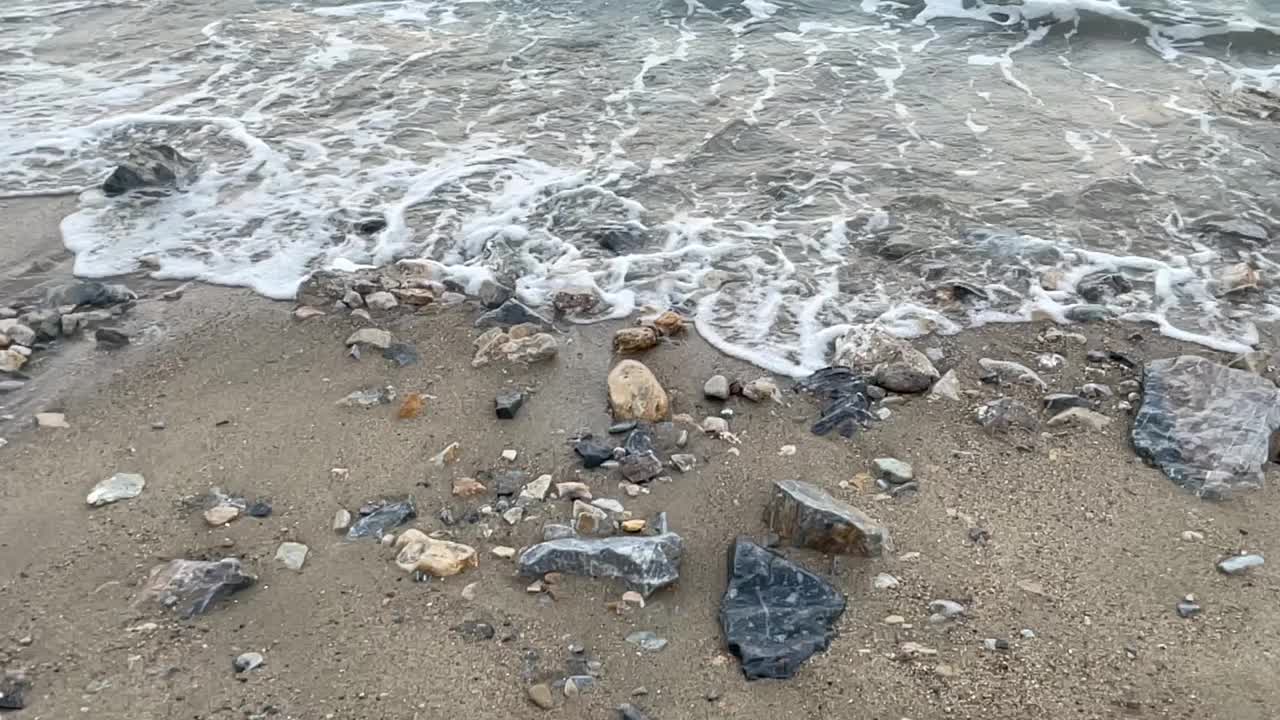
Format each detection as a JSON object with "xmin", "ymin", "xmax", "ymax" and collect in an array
[{"xmin": 528, "ymin": 683, "xmax": 554, "ymax": 709}]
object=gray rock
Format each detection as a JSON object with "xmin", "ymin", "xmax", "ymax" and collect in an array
[
  {"xmin": 1064, "ymin": 304, "xmax": 1114, "ymax": 322},
  {"xmin": 493, "ymin": 470, "xmax": 529, "ymax": 497},
  {"xmin": 929, "ymin": 370, "xmax": 961, "ymax": 401},
  {"xmin": 20, "ymin": 309, "xmax": 61, "ymax": 340},
  {"xmin": 527, "ymin": 683, "xmax": 554, "ymax": 709},
  {"xmin": 1217, "ymin": 554, "xmax": 1264, "ymax": 575},
  {"xmin": 1176, "ymin": 596, "xmax": 1201, "ymax": 618},
  {"xmin": 609, "ymin": 421, "xmax": 637, "ymax": 434},
  {"xmin": 95, "ymin": 327, "xmax": 130, "ymax": 348},
  {"xmin": 620, "ymin": 452, "xmax": 662, "ymax": 482},
  {"xmin": 381, "ymin": 343, "xmax": 419, "ymax": 368},
  {"xmin": 872, "ymin": 458, "xmax": 912, "ymax": 485},
  {"xmin": 1046, "ymin": 407, "xmax": 1112, "ymax": 431},
  {"xmin": 765, "ymin": 480, "xmax": 889, "ymax": 557},
  {"xmin": 1133, "ymin": 356, "xmax": 1280, "ymax": 497},
  {"xmin": 625, "ymin": 631, "xmax": 668, "ymax": 652},
  {"xmin": 102, "ymin": 144, "xmax": 197, "ymax": 196},
  {"xmin": 332, "ymin": 509, "xmax": 352, "ymax": 533},
  {"xmin": 274, "ymin": 542, "xmax": 309, "ymax": 571},
  {"xmin": 345, "ymin": 328, "xmax": 392, "ymax": 349},
  {"xmin": 517, "ymin": 526, "xmax": 684, "ymax": 596},
  {"xmin": 475, "ymin": 299, "xmax": 552, "ymax": 329},
  {"xmin": 928, "ymin": 599, "xmax": 965, "ymax": 623},
  {"xmin": 592, "ymin": 498, "xmax": 625, "ymax": 514},
  {"xmin": 1044, "ymin": 393, "xmax": 1090, "ymax": 414},
  {"xmin": 1081, "ymin": 383, "xmax": 1114, "ymax": 399},
  {"xmin": 670, "ymin": 453, "xmax": 696, "ymax": 473},
  {"xmin": 704, "ymin": 375, "xmax": 731, "ymax": 400},
  {"xmin": 62, "ymin": 309, "xmax": 113, "ymax": 336},
  {"xmin": 233, "ymin": 652, "xmax": 265, "ymax": 673},
  {"xmin": 336, "ymin": 386, "xmax": 396, "ymax": 407},
  {"xmin": 543, "ymin": 523, "xmax": 578, "ymax": 541},
  {"xmin": 873, "ymin": 359, "xmax": 938, "ymax": 394},
  {"xmin": 573, "ymin": 500, "xmax": 614, "ymax": 536},
  {"xmin": 2, "ymin": 323, "xmax": 36, "ymax": 347},
  {"xmin": 495, "ymin": 391, "xmax": 525, "ymax": 419},
  {"xmin": 86, "ymin": 473, "xmax": 145, "ymax": 506},
  {"xmin": 136, "ymin": 558, "xmax": 256, "ymax": 617},
  {"xmin": 617, "ymin": 703, "xmax": 652, "ymax": 720},
  {"xmin": 0, "ymin": 380, "xmax": 24, "ymax": 393},
  {"xmin": 364, "ymin": 291, "xmax": 398, "ymax": 311},
  {"xmin": 976, "ymin": 397, "xmax": 1039, "ymax": 435},
  {"xmin": 477, "ymin": 279, "xmax": 514, "ymax": 309},
  {"xmin": 834, "ymin": 327, "xmax": 939, "ymax": 395},
  {"xmin": 978, "ymin": 358, "xmax": 1047, "ymax": 390},
  {"xmin": 342, "ymin": 289, "xmax": 364, "ymax": 308}
]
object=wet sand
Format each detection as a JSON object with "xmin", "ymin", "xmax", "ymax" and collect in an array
[{"xmin": 1, "ymin": 201, "xmax": 1278, "ymax": 720}]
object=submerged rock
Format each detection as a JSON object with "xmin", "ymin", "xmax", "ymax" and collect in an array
[
  {"xmin": 516, "ymin": 520, "xmax": 683, "ymax": 596},
  {"xmin": 608, "ymin": 360, "xmax": 669, "ymax": 422},
  {"xmin": 1132, "ymin": 356, "xmax": 1280, "ymax": 498},
  {"xmin": 720, "ymin": 538, "xmax": 847, "ymax": 680},
  {"xmin": 765, "ymin": 480, "xmax": 889, "ymax": 557},
  {"xmin": 102, "ymin": 144, "xmax": 197, "ymax": 196},
  {"xmin": 135, "ymin": 558, "xmax": 256, "ymax": 617},
  {"xmin": 794, "ymin": 366, "xmax": 876, "ymax": 437},
  {"xmin": 86, "ymin": 473, "xmax": 146, "ymax": 506}
]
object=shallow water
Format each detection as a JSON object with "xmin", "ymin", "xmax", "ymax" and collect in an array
[{"xmin": 2, "ymin": 0, "xmax": 1279, "ymax": 374}]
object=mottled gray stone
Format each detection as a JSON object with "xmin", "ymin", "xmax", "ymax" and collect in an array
[
  {"xmin": 765, "ymin": 480, "xmax": 889, "ymax": 557},
  {"xmin": 517, "ymin": 525, "xmax": 683, "ymax": 597}
]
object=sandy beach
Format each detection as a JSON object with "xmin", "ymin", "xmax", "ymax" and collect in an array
[{"xmin": 1, "ymin": 196, "xmax": 1278, "ymax": 720}]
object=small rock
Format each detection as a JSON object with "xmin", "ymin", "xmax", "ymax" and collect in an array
[
  {"xmin": 982, "ymin": 638, "xmax": 1010, "ymax": 651},
  {"xmin": 453, "ymin": 477, "xmax": 488, "ymax": 497},
  {"xmin": 617, "ymin": 703, "xmax": 651, "ymax": 720},
  {"xmin": 233, "ymin": 652, "xmax": 265, "ymax": 673},
  {"xmin": 978, "ymin": 358, "xmax": 1047, "ymax": 389},
  {"xmin": 573, "ymin": 500, "xmax": 614, "ymax": 535},
  {"xmin": 293, "ymin": 306, "xmax": 325, "ymax": 320},
  {"xmin": 2, "ymin": 323, "xmax": 36, "ymax": 347},
  {"xmin": 608, "ymin": 360, "xmax": 669, "ymax": 421},
  {"xmin": 1217, "ymin": 553, "xmax": 1264, "ymax": 575},
  {"xmin": 928, "ymin": 599, "xmax": 965, "ymax": 623},
  {"xmin": 552, "ymin": 287, "xmax": 601, "ymax": 314},
  {"xmin": 382, "ymin": 343, "xmax": 419, "ymax": 368},
  {"xmin": 609, "ymin": 421, "xmax": 637, "ymax": 434},
  {"xmin": 461, "ymin": 582, "xmax": 479, "ymax": 601},
  {"xmin": 337, "ymin": 386, "xmax": 396, "ymax": 408},
  {"xmin": 563, "ymin": 675, "xmax": 595, "ymax": 697},
  {"xmin": 520, "ymin": 474, "xmax": 553, "ymax": 502},
  {"xmin": 365, "ymin": 291, "xmax": 399, "ymax": 311},
  {"xmin": 621, "ymin": 519, "xmax": 646, "ymax": 533},
  {"xmin": 1044, "ymin": 393, "xmax": 1090, "ymax": 414},
  {"xmin": 1176, "ymin": 595, "xmax": 1201, "ymax": 618},
  {"xmin": 976, "ymin": 398, "xmax": 1038, "ymax": 435},
  {"xmin": 622, "ymin": 590, "xmax": 645, "ymax": 609},
  {"xmin": 555, "ymin": 482, "xmax": 592, "ymax": 501},
  {"xmin": 95, "ymin": 327, "xmax": 130, "ymax": 348},
  {"xmin": 897, "ymin": 642, "xmax": 937, "ymax": 659},
  {"xmin": 1046, "ymin": 407, "xmax": 1112, "ymax": 431},
  {"xmin": 492, "ymin": 546, "xmax": 517, "ymax": 559},
  {"xmin": 204, "ymin": 505, "xmax": 240, "ymax": 526},
  {"xmin": 701, "ymin": 416, "xmax": 730, "ymax": 436},
  {"xmin": 476, "ymin": 299, "xmax": 552, "ymax": 329},
  {"xmin": 274, "ymin": 542, "xmax": 309, "ymax": 571},
  {"xmin": 625, "ymin": 631, "xmax": 668, "ymax": 652},
  {"xmin": 614, "ymin": 327, "xmax": 659, "ymax": 353},
  {"xmin": 246, "ymin": 501, "xmax": 271, "ymax": 518},
  {"xmin": 501, "ymin": 449, "xmax": 518, "ymax": 461},
  {"xmin": 86, "ymin": 473, "xmax": 145, "ymax": 506},
  {"xmin": 872, "ymin": 458, "xmax": 913, "ymax": 485},
  {"xmin": 1181, "ymin": 530, "xmax": 1204, "ymax": 542},
  {"xmin": 1080, "ymin": 382, "xmax": 1113, "ymax": 399},
  {"xmin": 669, "ymin": 453, "xmax": 697, "ymax": 473},
  {"xmin": 0, "ymin": 350, "xmax": 28, "ymax": 373},
  {"xmin": 883, "ymin": 614, "xmax": 906, "ymax": 625},
  {"xmin": 741, "ymin": 377, "xmax": 781, "ymax": 403},
  {"xmin": 929, "ymin": 370, "xmax": 961, "ymax": 401},
  {"xmin": 1036, "ymin": 353, "xmax": 1066, "ymax": 371},
  {"xmin": 394, "ymin": 538, "xmax": 478, "ymax": 577},
  {"xmin": 873, "ymin": 573, "xmax": 900, "ymax": 590},
  {"xmin": 766, "ymin": 479, "xmax": 889, "ymax": 556},
  {"xmin": 332, "ymin": 509, "xmax": 352, "ymax": 533},
  {"xmin": 649, "ymin": 310, "xmax": 685, "ymax": 336},
  {"xmin": 500, "ymin": 333, "xmax": 558, "ymax": 363},
  {"xmin": 428, "ymin": 441, "xmax": 461, "ymax": 466},
  {"xmin": 503, "ymin": 506, "xmax": 525, "ymax": 525},
  {"xmin": 1020, "ymin": 628, "xmax": 1036, "ymax": 639},
  {"xmin": 527, "ymin": 683, "xmax": 554, "ymax": 710},
  {"xmin": 575, "ymin": 438, "xmax": 614, "ymax": 468},
  {"xmin": 621, "ymin": 452, "xmax": 663, "ymax": 482},
  {"xmin": 495, "ymin": 391, "xmax": 525, "ymax": 419},
  {"xmin": 592, "ymin": 498, "xmax": 625, "ymax": 513},
  {"xmin": 543, "ymin": 524, "xmax": 577, "ymax": 541},
  {"xmin": 345, "ymin": 327, "xmax": 392, "ymax": 349},
  {"xmin": 704, "ymin": 375, "xmax": 731, "ymax": 400}
]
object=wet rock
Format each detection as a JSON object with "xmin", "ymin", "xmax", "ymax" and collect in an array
[
  {"xmin": 364, "ymin": 291, "xmax": 398, "ymax": 311},
  {"xmin": 20, "ymin": 309, "xmax": 61, "ymax": 340},
  {"xmin": 794, "ymin": 366, "xmax": 876, "ymax": 437},
  {"xmin": 720, "ymin": 538, "xmax": 846, "ymax": 680},
  {"xmin": 95, "ymin": 327, "xmax": 130, "ymax": 348},
  {"xmin": 86, "ymin": 473, "xmax": 145, "ymax": 506},
  {"xmin": 575, "ymin": 437, "xmax": 613, "ymax": 468},
  {"xmin": 649, "ymin": 311, "xmax": 685, "ymax": 336},
  {"xmin": 394, "ymin": 538, "xmax": 478, "ymax": 577},
  {"xmin": 345, "ymin": 328, "xmax": 392, "ymax": 350},
  {"xmin": 742, "ymin": 377, "xmax": 781, "ymax": 403},
  {"xmin": 1046, "ymin": 407, "xmax": 1112, "ymax": 431},
  {"xmin": 475, "ymin": 279, "xmax": 513, "ymax": 309},
  {"xmin": 872, "ymin": 458, "xmax": 912, "ymax": 485},
  {"xmin": 978, "ymin": 358, "xmax": 1047, "ymax": 390},
  {"xmin": 347, "ymin": 497, "xmax": 416, "ymax": 539},
  {"xmin": 527, "ymin": 683, "xmax": 554, "ymax": 710},
  {"xmin": 834, "ymin": 326, "xmax": 938, "ymax": 394},
  {"xmin": 1077, "ymin": 272, "xmax": 1133, "ymax": 303},
  {"xmin": 608, "ymin": 360, "xmax": 669, "ymax": 421},
  {"xmin": 597, "ymin": 226, "xmax": 646, "ymax": 254},
  {"xmin": 274, "ymin": 542, "xmax": 308, "ymax": 571},
  {"xmin": 1133, "ymin": 356, "xmax": 1280, "ymax": 497},
  {"xmin": 102, "ymin": 144, "xmax": 197, "ymax": 196},
  {"xmin": 382, "ymin": 343, "xmax": 419, "ymax": 368},
  {"xmin": 704, "ymin": 375, "xmax": 730, "ymax": 400},
  {"xmin": 1044, "ymin": 393, "xmax": 1090, "ymax": 414},
  {"xmin": 625, "ymin": 631, "xmax": 668, "ymax": 652},
  {"xmin": 1214, "ymin": 263, "xmax": 1260, "ymax": 296},
  {"xmin": 670, "ymin": 453, "xmax": 697, "ymax": 473},
  {"xmin": 517, "ymin": 522, "xmax": 684, "ymax": 596},
  {"xmin": 1217, "ymin": 554, "xmax": 1264, "ymax": 575},
  {"xmin": 552, "ymin": 287, "xmax": 601, "ymax": 314},
  {"xmin": 873, "ymin": 360, "xmax": 938, "ymax": 394},
  {"xmin": 0, "ymin": 323, "xmax": 35, "ymax": 348},
  {"xmin": 476, "ymin": 299, "xmax": 552, "ymax": 329},
  {"xmin": 765, "ymin": 480, "xmax": 888, "ymax": 557},
  {"xmin": 135, "ymin": 558, "xmax": 255, "ymax": 617},
  {"xmin": 573, "ymin": 500, "xmax": 615, "ymax": 536},
  {"xmin": 233, "ymin": 652, "xmax": 265, "ymax": 673},
  {"xmin": 614, "ymin": 327, "xmax": 659, "ymax": 354},
  {"xmin": 976, "ymin": 398, "xmax": 1039, "ymax": 435},
  {"xmin": 1065, "ymin": 304, "xmax": 1114, "ymax": 322},
  {"xmin": 35, "ymin": 412, "xmax": 69, "ymax": 429},
  {"xmin": 620, "ymin": 452, "xmax": 663, "ymax": 483},
  {"xmin": 495, "ymin": 391, "xmax": 524, "ymax": 419},
  {"xmin": 0, "ymin": 350, "xmax": 26, "ymax": 373}
]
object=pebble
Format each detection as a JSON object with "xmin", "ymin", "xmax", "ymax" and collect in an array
[
  {"xmin": 608, "ymin": 421, "xmax": 637, "ymax": 434},
  {"xmin": 676, "ymin": 430, "xmax": 688, "ymax": 448},
  {"xmin": 1217, "ymin": 553, "xmax": 1264, "ymax": 575},
  {"xmin": 701, "ymin": 416, "xmax": 730, "ymax": 436},
  {"xmin": 883, "ymin": 614, "xmax": 906, "ymax": 625},
  {"xmin": 592, "ymin": 498, "xmax": 625, "ymax": 513},
  {"xmin": 741, "ymin": 377, "xmax": 780, "ymax": 402},
  {"xmin": 520, "ymin": 474, "xmax": 553, "ymax": 502},
  {"xmin": 501, "ymin": 449, "xmax": 518, "ymax": 461},
  {"xmin": 621, "ymin": 483, "xmax": 643, "ymax": 498},
  {"xmin": 494, "ymin": 391, "xmax": 525, "ymax": 419},
  {"xmin": 364, "ymin": 291, "xmax": 398, "ymax": 310},
  {"xmin": 872, "ymin": 573, "xmax": 900, "ymax": 590},
  {"xmin": 621, "ymin": 591, "xmax": 645, "ymax": 609},
  {"xmin": 982, "ymin": 638, "xmax": 1010, "ymax": 651},
  {"xmin": 332, "ymin": 509, "xmax": 352, "ymax": 533},
  {"xmin": 35, "ymin": 412, "xmax": 69, "ymax": 429},
  {"xmin": 621, "ymin": 519, "xmax": 646, "ymax": 533},
  {"xmin": 1080, "ymin": 382, "xmax": 1113, "ymax": 399},
  {"xmin": 872, "ymin": 458, "xmax": 913, "ymax": 485},
  {"xmin": 204, "ymin": 505, "xmax": 240, "ymax": 526},
  {"xmin": 293, "ymin": 306, "xmax": 325, "ymax": 320},
  {"xmin": 1176, "ymin": 595, "xmax": 1201, "ymax": 618},
  {"xmin": 778, "ymin": 444, "xmax": 796, "ymax": 456},
  {"xmin": 461, "ymin": 582, "xmax": 479, "ymax": 601},
  {"xmin": 86, "ymin": 473, "xmax": 146, "ymax": 506},
  {"xmin": 1180, "ymin": 530, "xmax": 1204, "ymax": 542},
  {"xmin": 897, "ymin": 642, "xmax": 937, "ymax": 659},
  {"xmin": 670, "ymin": 453, "xmax": 696, "ymax": 473},
  {"xmin": 274, "ymin": 542, "xmax": 309, "ymax": 571},
  {"xmin": 345, "ymin": 327, "xmax": 392, "ymax": 349},
  {"xmin": 491, "ymin": 546, "xmax": 517, "ymax": 559},
  {"xmin": 342, "ymin": 289, "xmax": 364, "ymax": 308},
  {"xmin": 527, "ymin": 684, "xmax": 554, "ymax": 710},
  {"xmin": 704, "ymin": 375, "xmax": 731, "ymax": 400},
  {"xmin": 1037, "ymin": 352, "xmax": 1066, "ymax": 371},
  {"xmin": 233, "ymin": 652, "xmax": 265, "ymax": 673},
  {"xmin": 502, "ymin": 506, "xmax": 524, "ymax": 525},
  {"xmin": 625, "ymin": 631, "xmax": 668, "ymax": 652},
  {"xmin": 555, "ymin": 482, "xmax": 592, "ymax": 501},
  {"xmin": 928, "ymin": 599, "xmax": 965, "ymax": 622},
  {"xmin": 453, "ymin": 477, "xmax": 488, "ymax": 497},
  {"xmin": 1020, "ymin": 629, "xmax": 1036, "ymax": 639},
  {"xmin": 563, "ymin": 675, "xmax": 595, "ymax": 697}
]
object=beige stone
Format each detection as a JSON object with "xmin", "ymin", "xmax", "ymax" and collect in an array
[
  {"xmin": 613, "ymin": 327, "xmax": 659, "ymax": 354},
  {"xmin": 293, "ymin": 306, "xmax": 325, "ymax": 320},
  {"xmin": 204, "ymin": 505, "xmax": 240, "ymax": 526},
  {"xmin": 491, "ymin": 546, "xmax": 517, "ymax": 559},
  {"xmin": 556, "ymin": 482, "xmax": 592, "ymax": 501},
  {"xmin": 607, "ymin": 360, "xmax": 669, "ymax": 421},
  {"xmin": 621, "ymin": 519, "xmax": 646, "ymax": 533},
  {"xmin": 394, "ymin": 539, "xmax": 478, "ymax": 577},
  {"xmin": 452, "ymin": 477, "xmax": 488, "ymax": 497},
  {"xmin": 394, "ymin": 528, "xmax": 430, "ymax": 549},
  {"xmin": 649, "ymin": 311, "xmax": 685, "ymax": 336},
  {"xmin": 0, "ymin": 349, "xmax": 26, "ymax": 373}
]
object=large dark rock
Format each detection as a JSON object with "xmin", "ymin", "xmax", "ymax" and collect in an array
[
  {"xmin": 1133, "ymin": 355, "xmax": 1280, "ymax": 498},
  {"xmin": 346, "ymin": 497, "xmax": 416, "ymax": 539},
  {"xmin": 720, "ymin": 538, "xmax": 846, "ymax": 680},
  {"xmin": 793, "ymin": 366, "xmax": 877, "ymax": 437},
  {"xmin": 517, "ymin": 518, "xmax": 682, "ymax": 596},
  {"xmin": 765, "ymin": 480, "xmax": 888, "ymax": 556},
  {"xmin": 102, "ymin": 144, "xmax": 197, "ymax": 196},
  {"xmin": 574, "ymin": 437, "xmax": 613, "ymax": 468}
]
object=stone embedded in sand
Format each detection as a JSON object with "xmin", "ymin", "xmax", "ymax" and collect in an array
[
  {"xmin": 332, "ymin": 509, "xmax": 352, "ymax": 533},
  {"xmin": 765, "ymin": 480, "xmax": 889, "ymax": 557},
  {"xmin": 0, "ymin": 322, "xmax": 35, "ymax": 347},
  {"xmin": 700, "ymin": 416, "xmax": 729, "ymax": 436},
  {"xmin": 517, "ymin": 526, "xmax": 683, "ymax": 597},
  {"xmin": 621, "ymin": 452, "xmax": 663, "ymax": 483},
  {"xmin": 452, "ymin": 477, "xmax": 488, "ymax": 497},
  {"xmin": 491, "ymin": 545, "xmax": 517, "ymax": 559},
  {"xmin": 1046, "ymin": 407, "xmax": 1112, "ymax": 431},
  {"xmin": 1217, "ymin": 553, "xmax": 1264, "ymax": 575},
  {"xmin": 135, "ymin": 558, "xmax": 255, "ymax": 617},
  {"xmin": 86, "ymin": 473, "xmax": 146, "ymax": 506},
  {"xmin": 345, "ymin": 327, "xmax": 392, "ymax": 349},
  {"xmin": 102, "ymin": 144, "xmax": 197, "ymax": 196},
  {"xmin": 872, "ymin": 458, "xmax": 913, "ymax": 485},
  {"xmin": 61, "ymin": 310, "xmax": 114, "ymax": 336},
  {"xmin": 608, "ymin": 360, "xmax": 669, "ymax": 422},
  {"xmin": 204, "ymin": 505, "xmax": 240, "ymax": 526},
  {"xmin": 1133, "ymin": 356, "xmax": 1280, "ymax": 498},
  {"xmin": 649, "ymin": 310, "xmax": 685, "ymax": 336},
  {"xmin": 394, "ymin": 528, "xmax": 430, "ymax": 549},
  {"xmin": 0, "ymin": 350, "xmax": 26, "ymax": 373},
  {"xmin": 978, "ymin": 358, "xmax": 1048, "ymax": 390},
  {"xmin": 556, "ymin": 482, "xmax": 592, "ymax": 501},
  {"xmin": 428, "ymin": 441, "xmax": 460, "ymax": 466},
  {"xmin": 274, "ymin": 542, "xmax": 309, "ymax": 571},
  {"xmin": 704, "ymin": 375, "xmax": 730, "ymax": 400},
  {"xmin": 293, "ymin": 306, "xmax": 325, "ymax": 321},
  {"xmin": 395, "ymin": 538, "xmax": 478, "ymax": 577},
  {"xmin": 930, "ymin": 370, "xmax": 961, "ymax": 401},
  {"xmin": 1213, "ymin": 263, "xmax": 1260, "ymax": 296},
  {"xmin": 527, "ymin": 683, "xmax": 555, "ymax": 710},
  {"xmin": 347, "ymin": 497, "xmax": 416, "ymax": 539},
  {"xmin": 613, "ymin": 327, "xmax": 659, "ymax": 354},
  {"xmin": 976, "ymin": 398, "xmax": 1039, "ymax": 435},
  {"xmin": 670, "ymin": 454, "xmax": 696, "ymax": 473},
  {"xmin": 720, "ymin": 537, "xmax": 846, "ymax": 681},
  {"xmin": 337, "ymin": 386, "xmax": 397, "ymax": 408},
  {"xmin": 520, "ymin": 474, "xmax": 553, "ymax": 502},
  {"xmin": 95, "ymin": 328, "xmax": 130, "ymax": 348},
  {"xmin": 573, "ymin": 500, "xmax": 615, "ymax": 536},
  {"xmin": 495, "ymin": 390, "xmax": 525, "ymax": 419}
]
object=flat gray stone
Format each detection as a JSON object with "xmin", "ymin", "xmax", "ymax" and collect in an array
[
  {"xmin": 86, "ymin": 473, "xmax": 146, "ymax": 506},
  {"xmin": 274, "ymin": 542, "xmax": 309, "ymax": 571},
  {"xmin": 872, "ymin": 458, "xmax": 913, "ymax": 485},
  {"xmin": 765, "ymin": 480, "xmax": 889, "ymax": 557},
  {"xmin": 517, "ymin": 523, "xmax": 683, "ymax": 597}
]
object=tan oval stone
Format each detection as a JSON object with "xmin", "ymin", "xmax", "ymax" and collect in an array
[
  {"xmin": 607, "ymin": 360, "xmax": 669, "ymax": 422},
  {"xmin": 395, "ymin": 538, "xmax": 478, "ymax": 577}
]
